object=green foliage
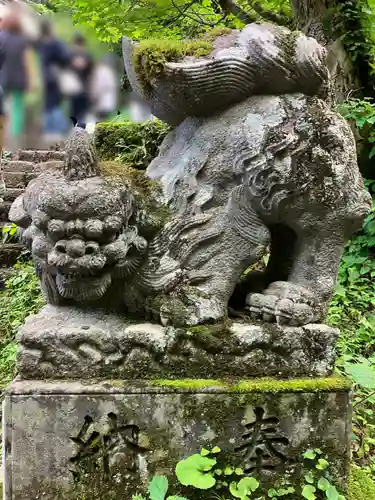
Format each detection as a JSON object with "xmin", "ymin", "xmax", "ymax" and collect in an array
[
  {"xmin": 95, "ymin": 121, "xmax": 170, "ymax": 168},
  {"xmin": 328, "ymin": 178, "xmax": 374, "ymax": 359},
  {"xmin": 175, "ymin": 452, "xmax": 217, "ymax": 489},
  {"xmin": 132, "ymin": 475, "xmax": 188, "ymax": 500},
  {"xmin": 134, "ymin": 447, "xmax": 349, "ymax": 500},
  {"xmin": 49, "ymin": 0, "xmax": 291, "ymax": 42},
  {"xmin": 339, "ymin": 98, "xmax": 375, "ymax": 159},
  {"xmin": 0, "ymin": 262, "xmax": 45, "ymax": 385},
  {"xmin": 300, "ymin": 449, "xmax": 345, "ymax": 500},
  {"xmin": 1, "ymin": 223, "xmax": 19, "ymax": 243},
  {"xmin": 229, "ymin": 477, "xmax": 260, "ymax": 499},
  {"xmin": 348, "ymin": 466, "xmax": 375, "ymax": 500}
]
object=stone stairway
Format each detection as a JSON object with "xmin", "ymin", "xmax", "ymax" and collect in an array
[{"xmin": 0, "ymin": 149, "xmax": 65, "ymax": 283}]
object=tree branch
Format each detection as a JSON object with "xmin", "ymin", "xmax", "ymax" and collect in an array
[
  {"xmin": 171, "ymin": 0, "xmax": 227, "ymax": 27},
  {"xmin": 251, "ymin": 1, "xmax": 290, "ymax": 26},
  {"xmin": 217, "ymin": 0, "xmax": 254, "ymax": 23}
]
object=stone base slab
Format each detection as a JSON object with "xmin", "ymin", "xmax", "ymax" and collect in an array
[
  {"xmin": 4, "ymin": 378, "xmax": 351, "ymax": 499},
  {"xmin": 17, "ymin": 306, "xmax": 339, "ymax": 379}
]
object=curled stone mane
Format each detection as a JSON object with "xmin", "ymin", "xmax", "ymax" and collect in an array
[{"xmin": 63, "ymin": 126, "xmax": 101, "ymax": 181}]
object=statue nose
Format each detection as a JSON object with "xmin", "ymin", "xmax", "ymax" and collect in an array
[{"xmin": 66, "ymin": 239, "xmax": 86, "ymax": 258}]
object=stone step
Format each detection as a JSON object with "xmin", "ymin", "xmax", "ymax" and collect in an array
[
  {"xmin": 0, "ymin": 201, "xmax": 12, "ymax": 221},
  {"xmin": 0, "ymin": 243, "xmax": 23, "ymax": 266},
  {"xmin": 34, "ymin": 160, "xmax": 64, "ymax": 174},
  {"xmin": 2, "ymin": 160, "xmax": 34, "ymax": 173},
  {"xmin": 2, "ymin": 188, "xmax": 23, "ymax": 202},
  {"xmin": 2, "ymin": 171, "xmax": 28, "ymax": 188},
  {"xmin": 13, "ymin": 150, "xmax": 66, "ymax": 163}
]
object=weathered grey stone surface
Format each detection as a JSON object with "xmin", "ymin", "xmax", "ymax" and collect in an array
[
  {"xmin": 9, "ymin": 94, "xmax": 371, "ymax": 328},
  {"xmin": 3, "ymin": 380, "xmax": 351, "ymax": 500},
  {"xmin": 17, "ymin": 306, "xmax": 338, "ymax": 379},
  {"xmin": 123, "ymin": 24, "xmax": 329, "ymax": 126}
]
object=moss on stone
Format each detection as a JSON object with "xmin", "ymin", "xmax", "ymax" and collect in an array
[
  {"xmin": 101, "ymin": 160, "xmax": 170, "ymax": 238},
  {"xmin": 95, "ymin": 120, "xmax": 170, "ymax": 164},
  {"xmin": 348, "ymin": 467, "xmax": 375, "ymax": 500},
  {"xmin": 152, "ymin": 376, "xmax": 352, "ymax": 393},
  {"xmin": 204, "ymin": 26, "xmax": 233, "ymax": 38},
  {"xmin": 188, "ymin": 322, "xmax": 232, "ymax": 337},
  {"xmin": 133, "ymin": 38, "xmax": 213, "ymax": 90}
]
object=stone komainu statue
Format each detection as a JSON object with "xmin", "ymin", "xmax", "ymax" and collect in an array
[{"xmin": 10, "ymin": 24, "xmax": 371, "ymax": 328}]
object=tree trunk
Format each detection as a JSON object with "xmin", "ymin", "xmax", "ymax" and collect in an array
[
  {"xmin": 290, "ymin": 0, "xmax": 364, "ymax": 103},
  {"xmin": 291, "ymin": 0, "xmax": 335, "ymax": 43}
]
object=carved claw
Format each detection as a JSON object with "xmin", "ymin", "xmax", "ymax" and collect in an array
[{"xmin": 246, "ymin": 281, "xmax": 316, "ymax": 327}]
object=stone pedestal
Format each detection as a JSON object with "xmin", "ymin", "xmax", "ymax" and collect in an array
[
  {"xmin": 17, "ymin": 306, "xmax": 338, "ymax": 379},
  {"xmin": 4, "ymin": 379, "xmax": 351, "ymax": 500},
  {"xmin": 3, "ymin": 307, "xmax": 353, "ymax": 499}
]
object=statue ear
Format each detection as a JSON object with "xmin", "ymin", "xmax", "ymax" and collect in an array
[{"xmin": 8, "ymin": 194, "xmax": 31, "ymax": 229}]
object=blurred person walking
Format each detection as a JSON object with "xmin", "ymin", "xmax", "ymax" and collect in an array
[
  {"xmin": 38, "ymin": 19, "xmax": 71, "ymax": 143},
  {"xmin": 69, "ymin": 32, "xmax": 94, "ymax": 124},
  {"xmin": 0, "ymin": 13, "xmax": 36, "ymax": 148},
  {"xmin": 90, "ymin": 54, "xmax": 118, "ymax": 123}
]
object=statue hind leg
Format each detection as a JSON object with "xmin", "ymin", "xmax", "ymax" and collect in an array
[{"xmin": 246, "ymin": 220, "xmax": 347, "ymax": 326}]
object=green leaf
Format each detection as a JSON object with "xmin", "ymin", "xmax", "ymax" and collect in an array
[
  {"xmin": 230, "ymin": 477, "xmax": 260, "ymax": 499},
  {"xmin": 318, "ymin": 478, "xmax": 330, "ymax": 491},
  {"xmin": 303, "ymin": 450, "xmax": 317, "ymax": 460},
  {"xmin": 167, "ymin": 497, "xmax": 189, "ymax": 500},
  {"xmin": 304, "ymin": 472, "xmax": 315, "ymax": 484},
  {"xmin": 235, "ymin": 468, "xmax": 244, "ymax": 476},
  {"xmin": 316, "ymin": 459, "xmax": 329, "ymax": 471},
  {"xmin": 211, "ymin": 446, "xmax": 221, "ymax": 454},
  {"xmin": 200, "ymin": 448, "xmax": 210, "ymax": 456},
  {"xmin": 175, "ymin": 454, "xmax": 216, "ymax": 490},
  {"xmin": 268, "ymin": 488, "xmax": 278, "ymax": 498},
  {"xmin": 224, "ymin": 466, "xmax": 234, "ymax": 476},
  {"xmin": 302, "ymin": 485, "xmax": 316, "ymax": 500},
  {"xmin": 326, "ymin": 486, "xmax": 340, "ymax": 500},
  {"xmin": 344, "ymin": 360, "xmax": 375, "ymax": 389},
  {"xmin": 148, "ymin": 476, "xmax": 169, "ymax": 500}
]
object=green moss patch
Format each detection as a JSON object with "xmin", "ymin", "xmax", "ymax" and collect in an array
[
  {"xmin": 133, "ymin": 38, "xmax": 213, "ymax": 89},
  {"xmin": 95, "ymin": 120, "xmax": 170, "ymax": 165},
  {"xmin": 152, "ymin": 376, "xmax": 352, "ymax": 393},
  {"xmin": 349, "ymin": 467, "xmax": 375, "ymax": 500},
  {"xmin": 101, "ymin": 160, "xmax": 170, "ymax": 238}
]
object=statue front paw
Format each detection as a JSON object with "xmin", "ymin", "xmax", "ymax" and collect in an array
[{"xmin": 246, "ymin": 281, "xmax": 318, "ymax": 326}]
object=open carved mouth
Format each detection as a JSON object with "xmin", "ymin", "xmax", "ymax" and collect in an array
[{"xmin": 56, "ymin": 271, "xmax": 112, "ymax": 301}]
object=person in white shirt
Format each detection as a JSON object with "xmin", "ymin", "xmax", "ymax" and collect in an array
[{"xmin": 90, "ymin": 54, "xmax": 118, "ymax": 123}]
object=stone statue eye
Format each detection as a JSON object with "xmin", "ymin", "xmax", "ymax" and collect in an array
[
  {"xmin": 33, "ymin": 210, "xmax": 50, "ymax": 230},
  {"xmin": 84, "ymin": 219, "xmax": 103, "ymax": 240},
  {"xmin": 48, "ymin": 220, "xmax": 65, "ymax": 239},
  {"xmin": 104, "ymin": 216, "xmax": 123, "ymax": 234}
]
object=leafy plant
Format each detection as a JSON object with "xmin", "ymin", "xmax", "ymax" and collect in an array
[
  {"xmin": 132, "ymin": 475, "xmax": 188, "ymax": 500},
  {"xmin": 0, "ymin": 262, "xmax": 45, "ymax": 385},
  {"xmin": 132, "ymin": 447, "xmax": 348, "ymax": 500},
  {"xmin": 300, "ymin": 449, "xmax": 345, "ymax": 500},
  {"xmin": 95, "ymin": 121, "xmax": 170, "ymax": 167},
  {"xmin": 1, "ymin": 223, "xmax": 20, "ymax": 243},
  {"xmin": 339, "ymin": 99, "xmax": 375, "ymax": 159}
]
